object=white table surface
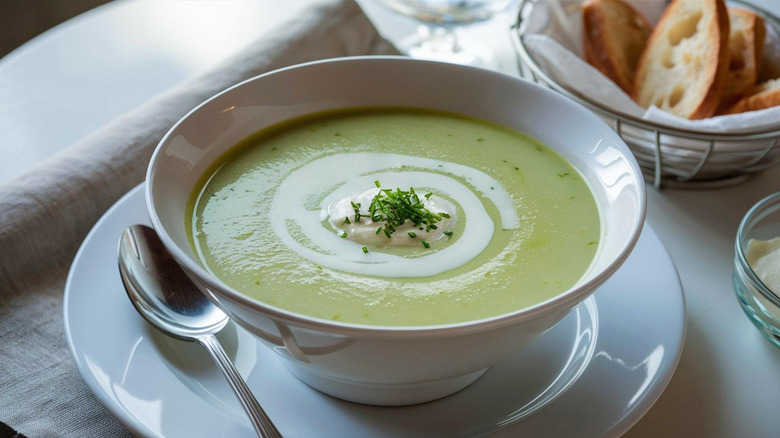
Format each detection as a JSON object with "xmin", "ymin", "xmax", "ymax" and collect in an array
[{"xmin": 2, "ymin": 0, "xmax": 778, "ymax": 436}]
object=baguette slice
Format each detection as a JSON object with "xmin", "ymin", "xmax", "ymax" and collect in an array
[
  {"xmin": 722, "ymin": 78, "xmax": 780, "ymax": 114},
  {"xmin": 721, "ymin": 8, "xmax": 766, "ymax": 105},
  {"xmin": 582, "ymin": 0, "xmax": 652, "ymax": 94},
  {"xmin": 632, "ymin": 0, "xmax": 730, "ymax": 119}
]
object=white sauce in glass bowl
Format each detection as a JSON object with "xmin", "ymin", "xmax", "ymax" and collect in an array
[{"xmin": 746, "ymin": 237, "xmax": 780, "ymax": 319}]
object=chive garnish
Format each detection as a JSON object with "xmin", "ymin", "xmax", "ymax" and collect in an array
[
  {"xmin": 341, "ymin": 181, "xmax": 455, "ymax": 250},
  {"xmin": 340, "ymin": 232, "xmax": 348, "ymax": 238},
  {"xmin": 365, "ymin": 182, "xmax": 450, "ymax": 238}
]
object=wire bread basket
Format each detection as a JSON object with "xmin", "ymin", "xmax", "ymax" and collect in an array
[{"xmin": 511, "ymin": 0, "xmax": 780, "ymax": 188}]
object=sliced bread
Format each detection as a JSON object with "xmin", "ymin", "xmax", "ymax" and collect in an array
[
  {"xmin": 582, "ymin": 0, "xmax": 652, "ymax": 94},
  {"xmin": 722, "ymin": 78, "xmax": 780, "ymax": 114},
  {"xmin": 632, "ymin": 0, "xmax": 730, "ymax": 119},
  {"xmin": 721, "ymin": 8, "xmax": 766, "ymax": 105}
]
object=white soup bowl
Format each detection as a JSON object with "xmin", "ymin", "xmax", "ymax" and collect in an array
[{"xmin": 146, "ymin": 56, "xmax": 646, "ymax": 406}]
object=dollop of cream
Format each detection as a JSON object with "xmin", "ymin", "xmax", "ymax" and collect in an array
[{"xmin": 327, "ymin": 187, "xmax": 456, "ymax": 247}]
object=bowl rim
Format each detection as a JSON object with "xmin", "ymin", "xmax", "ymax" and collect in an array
[{"xmin": 146, "ymin": 55, "xmax": 647, "ymax": 340}]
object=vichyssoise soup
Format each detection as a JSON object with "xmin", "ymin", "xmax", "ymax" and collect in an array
[{"xmin": 186, "ymin": 108, "xmax": 600, "ymax": 326}]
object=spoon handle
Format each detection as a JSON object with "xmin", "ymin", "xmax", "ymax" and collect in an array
[{"xmin": 198, "ymin": 334, "xmax": 282, "ymax": 438}]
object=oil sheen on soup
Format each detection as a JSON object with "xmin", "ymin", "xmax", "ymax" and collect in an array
[{"xmin": 187, "ymin": 108, "xmax": 600, "ymax": 326}]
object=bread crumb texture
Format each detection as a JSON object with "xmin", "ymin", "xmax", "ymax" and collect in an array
[{"xmin": 632, "ymin": 0, "xmax": 730, "ymax": 119}]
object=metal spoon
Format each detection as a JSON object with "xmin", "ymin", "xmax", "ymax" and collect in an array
[{"xmin": 118, "ymin": 224, "xmax": 282, "ymax": 438}]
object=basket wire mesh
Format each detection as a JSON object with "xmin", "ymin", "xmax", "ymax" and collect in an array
[{"xmin": 510, "ymin": 0, "xmax": 780, "ymax": 189}]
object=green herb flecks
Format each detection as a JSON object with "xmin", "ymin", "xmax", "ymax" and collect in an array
[
  {"xmin": 367, "ymin": 181, "xmax": 450, "ymax": 241},
  {"xmin": 351, "ymin": 201, "xmax": 362, "ymax": 222}
]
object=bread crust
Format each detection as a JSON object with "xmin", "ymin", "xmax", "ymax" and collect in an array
[
  {"xmin": 632, "ymin": 0, "xmax": 731, "ymax": 119},
  {"xmin": 722, "ymin": 78, "xmax": 780, "ymax": 114},
  {"xmin": 721, "ymin": 8, "xmax": 766, "ymax": 105},
  {"xmin": 582, "ymin": 0, "xmax": 652, "ymax": 94}
]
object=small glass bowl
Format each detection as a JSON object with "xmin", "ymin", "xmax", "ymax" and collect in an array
[{"xmin": 734, "ymin": 192, "xmax": 780, "ymax": 348}]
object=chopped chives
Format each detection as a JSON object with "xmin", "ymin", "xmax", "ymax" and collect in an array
[
  {"xmin": 360, "ymin": 181, "xmax": 450, "ymax": 242},
  {"xmin": 352, "ymin": 201, "xmax": 361, "ymax": 221},
  {"xmin": 421, "ymin": 240, "xmax": 430, "ymax": 248},
  {"xmin": 408, "ymin": 231, "xmax": 417, "ymax": 238},
  {"xmin": 362, "ymin": 246, "xmax": 369, "ymax": 253}
]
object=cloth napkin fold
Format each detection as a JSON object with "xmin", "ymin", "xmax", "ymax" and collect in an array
[{"xmin": 0, "ymin": 0, "xmax": 397, "ymax": 436}]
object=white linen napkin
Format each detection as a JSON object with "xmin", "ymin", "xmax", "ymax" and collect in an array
[{"xmin": 0, "ymin": 1, "xmax": 397, "ymax": 436}]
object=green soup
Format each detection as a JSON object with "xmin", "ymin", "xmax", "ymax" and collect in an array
[{"xmin": 187, "ymin": 108, "xmax": 600, "ymax": 326}]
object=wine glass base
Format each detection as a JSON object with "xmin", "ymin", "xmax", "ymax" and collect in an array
[{"xmin": 398, "ymin": 27, "xmax": 499, "ymax": 69}]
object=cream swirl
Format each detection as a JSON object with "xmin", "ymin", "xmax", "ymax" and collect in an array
[{"xmin": 269, "ymin": 152, "xmax": 519, "ymax": 277}]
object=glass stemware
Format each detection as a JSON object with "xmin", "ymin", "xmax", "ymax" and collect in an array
[{"xmin": 378, "ymin": 0, "xmax": 514, "ymax": 68}]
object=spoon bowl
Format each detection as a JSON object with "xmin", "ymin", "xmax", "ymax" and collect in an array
[
  {"xmin": 119, "ymin": 224, "xmax": 227, "ymax": 340},
  {"xmin": 118, "ymin": 224, "xmax": 281, "ymax": 437}
]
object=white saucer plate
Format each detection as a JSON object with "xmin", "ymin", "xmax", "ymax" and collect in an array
[{"xmin": 64, "ymin": 184, "xmax": 685, "ymax": 437}]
